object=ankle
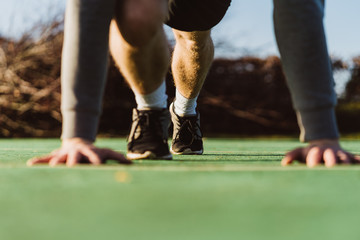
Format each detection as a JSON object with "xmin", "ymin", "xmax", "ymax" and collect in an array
[
  {"xmin": 135, "ymin": 81, "xmax": 168, "ymax": 110},
  {"xmin": 173, "ymin": 89, "xmax": 198, "ymax": 116}
]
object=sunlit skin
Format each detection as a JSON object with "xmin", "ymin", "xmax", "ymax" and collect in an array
[
  {"xmin": 281, "ymin": 139, "xmax": 360, "ymax": 168},
  {"xmin": 109, "ymin": 0, "xmax": 170, "ymax": 95},
  {"xmin": 170, "ymin": 29, "xmax": 214, "ymax": 99},
  {"xmin": 27, "ymin": 138, "xmax": 131, "ymax": 166}
]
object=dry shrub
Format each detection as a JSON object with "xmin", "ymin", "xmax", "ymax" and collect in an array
[
  {"xmin": 0, "ymin": 21, "xmax": 63, "ymax": 137},
  {"xmin": 1, "ymin": 18, "xmax": 359, "ymax": 137},
  {"xmin": 196, "ymin": 56, "xmax": 298, "ymax": 135},
  {"xmin": 336, "ymin": 56, "xmax": 360, "ymax": 133},
  {"xmin": 343, "ymin": 56, "xmax": 360, "ymax": 102}
]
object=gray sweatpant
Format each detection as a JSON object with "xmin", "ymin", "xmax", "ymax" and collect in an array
[{"xmin": 61, "ymin": 0, "xmax": 339, "ymax": 142}]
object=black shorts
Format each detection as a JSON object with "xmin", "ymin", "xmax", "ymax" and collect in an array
[{"xmin": 165, "ymin": 0, "xmax": 231, "ymax": 32}]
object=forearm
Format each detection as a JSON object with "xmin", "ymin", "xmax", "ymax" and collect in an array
[
  {"xmin": 61, "ymin": 0, "xmax": 116, "ymax": 141},
  {"xmin": 273, "ymin": 0, "xmax": 339, "ymax": 141}
]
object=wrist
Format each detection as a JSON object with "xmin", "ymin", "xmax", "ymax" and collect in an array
[
  {"xmin": 309, "ymin": 138, "xmax": 340, "ymax": 147},
  {"xmin": 62, "ymin": 137, "xmax": 94, "ymax": 146},
  {"xmin": 296, "ymin": 109, "xmax": 339, "ymax": 142}
]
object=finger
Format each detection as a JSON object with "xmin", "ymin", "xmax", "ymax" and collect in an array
[
  {"xmin": 323, "ymin": 149, "xmax": 337, "ymax": 168},
  {"xmin": 49, "ymin": 154, "xmax": 67, "ymax": 167},
  {"xmin": 80, "ymin": 148, "xmax": 101, "ymax": 165},
  {"xmin": 66, "ymin": 150, "xmax": 82, "ymax": 167},
  {"xmin": 50, "ymin": 149, "xmax": 60, "ymax": 155},
  {"xmin": 27, "ymin": 155, "xmax": 53, "ymax": 166},
  {"xmin": 306, "ymin": 147, "xmax": 323, "ymax": 168},
  {"xmin": 352, "ymin": 155, "xmax": 360, "ymax": 164},
  {"xmin": 336, "ymin": 150, "xmax": 351, "ymax": 165},
  {"xmin": 281, "ymin": 148, "xmax": 304, "ymax": 166},
  {"xmin": 102, "ymin": 149, "xmax": 132, "ymax": 165}
]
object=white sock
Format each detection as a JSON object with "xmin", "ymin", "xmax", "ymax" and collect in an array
[
  {"xmin": 174, "ymin": 88, "xmax": 198, "ymax": 116},
  {"xmin": 135, "ymin": 81, "xmax": 168, "ymax": 110}
]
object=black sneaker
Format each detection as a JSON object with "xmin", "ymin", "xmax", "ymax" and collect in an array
[
  {"xmin": 127, "ymin": 108, "xmax": 172, "ymax": 160},
  {"xmin": 169, "ymin": 102, "xmax": 203, "ymax": 155}
]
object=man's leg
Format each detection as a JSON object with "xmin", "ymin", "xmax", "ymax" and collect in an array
[
  {"xmin": 109, "ymin": 0, "xmax": 172, "ymax": 160},
  {"xmin": 165, "ymin": 0, "xmax": 230, "ymax": 155},
  {"xmin": 172, "ymin": 30, "xmax": 214, "ymax": 107},
  {"xmin": 110, "ymin": 0, "xmax": 169, "ymax": 95},
  {"xmin": 169, "ymin": 30, "xmax": 214, "ymax": 155}
]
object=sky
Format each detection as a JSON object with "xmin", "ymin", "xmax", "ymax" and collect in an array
[
  {"xmin": 0, "ymin": 0, "xmax": 359, "ymax": 60},
  {"xmin": 212, "ymin": 0, "xmax": 360, "ymax": 60}
]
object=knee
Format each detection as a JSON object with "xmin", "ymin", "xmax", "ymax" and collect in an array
[
  {"xmin": 174, "ymin": 30, "xmax": 214, "ymax": 53},
  {"xmin": 115, "ymin": 0, "xmax": 167, "ymax": 47}
]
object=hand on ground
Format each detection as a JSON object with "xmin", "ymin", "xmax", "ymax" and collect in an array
[
  {"xmin": 27, "ymin": 138, "xmax": 132, "ymax": 167},
  {"xmin": 281, "ymin": 139, "xmax": 360, "ymax": 168}
]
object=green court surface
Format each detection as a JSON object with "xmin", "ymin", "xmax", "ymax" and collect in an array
[{"xmin": 1, "ymin": 138, "xmax": 360, "ymax": 240}]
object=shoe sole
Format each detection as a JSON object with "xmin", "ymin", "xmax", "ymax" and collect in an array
[
  {"xmin": 127, "ymin": 151, "xmax": 172, "ymax": 160},
  {"xmin": 170, "ymin": 147, "xmax": 203, "ymax": 155}
]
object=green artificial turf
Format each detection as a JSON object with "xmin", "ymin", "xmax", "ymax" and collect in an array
[{"xmin": 0, "ymin": 138, "xmax": 360, "ymax": 240}]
